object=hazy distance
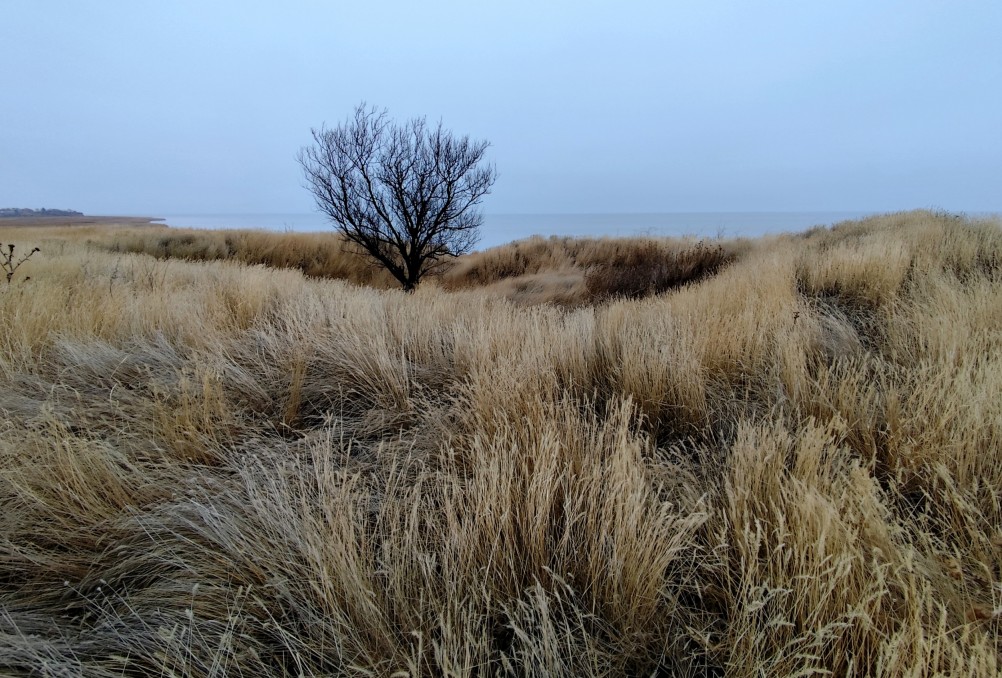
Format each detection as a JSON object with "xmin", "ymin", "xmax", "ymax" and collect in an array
[{"xmin": 2, "ymin": 1, "xmax": 1000, "ymax": 216}]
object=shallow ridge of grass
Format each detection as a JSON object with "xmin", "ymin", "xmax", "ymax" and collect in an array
[{"xmin": 94, "ymin": 226, "xmax": 398, "ymax": 288}]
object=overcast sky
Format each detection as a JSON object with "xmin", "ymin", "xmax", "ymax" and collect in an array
[{"xmin": 2, "ymin": 1, "xmax": 1000, "ymax": 215}]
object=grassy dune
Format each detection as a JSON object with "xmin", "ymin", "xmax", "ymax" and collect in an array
[{"xmin": 1, "ymin": 211, "xmax": 1000, "ymax": 675}]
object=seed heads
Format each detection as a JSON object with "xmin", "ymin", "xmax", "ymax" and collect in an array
[{"xmin": 2, "ymin": 243, "xmax": 41, "ymax": 285}]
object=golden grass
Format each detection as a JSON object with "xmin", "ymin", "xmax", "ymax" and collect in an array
[
  {"xmin": 0, "ymin": 210, "xmax": 1000, "ymax": 675},
  {"xmin": 88, "ymin": 226, "xmax": 750, "ymax": 305},
  {"xmin": 441, "ymin": 234, "xmax": 749, "ymax": 305},
  {"xmin": 92, "ymin": 225, "xmax": 398, "ymax": 288}
]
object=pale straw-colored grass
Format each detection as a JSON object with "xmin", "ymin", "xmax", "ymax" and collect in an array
[{"xmin": 1, "ymin": 210, "xmax": 1000, "ymax": 675}]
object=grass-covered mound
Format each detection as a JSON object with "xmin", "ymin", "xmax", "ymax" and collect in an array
[{"xmin": 1, "ymin": 211, "xmax": 1000, "ymax": 675}]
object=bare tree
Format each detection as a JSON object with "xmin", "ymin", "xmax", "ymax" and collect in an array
[{"xmin": 298, "ymin": 104, "xmax": 497, "ymax": 291}]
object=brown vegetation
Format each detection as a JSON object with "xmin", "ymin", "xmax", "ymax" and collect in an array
[
  {"xmin": 442, "ymin": 234, "xmax": 747, "ymax": 290},
  {"xmin": 583, "ymin": 240, "xmax": 734, "ymax": 300},
  {"xmin": 96, "ymin": 226, "xmax": 398, "ymax": 288},
  {"xmin": 89, "ymin": 226, "xmax": 748, "ymax": 305},
  {"xmin": 1, "ymin": 210, "xmax": 1000, "ymax": 675}
]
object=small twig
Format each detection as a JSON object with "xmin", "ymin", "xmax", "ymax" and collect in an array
[{"xmin": 2, "ymin": 244, "xmax": 41, "ymax": 285}]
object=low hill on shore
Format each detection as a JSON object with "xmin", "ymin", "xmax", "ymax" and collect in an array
[{"xmin": 0, "ymin": 207, "xmax": 83, "ymax": 217}]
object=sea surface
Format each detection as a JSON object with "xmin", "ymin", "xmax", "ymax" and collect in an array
[{"xmin": 156, "ymin": 212, "xmax": 876, "ymax": 250}]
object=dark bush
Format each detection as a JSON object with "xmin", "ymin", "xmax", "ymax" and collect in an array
[{"xmin": 585, "ymin": 241, "xmax": 733, "ymax": 300}]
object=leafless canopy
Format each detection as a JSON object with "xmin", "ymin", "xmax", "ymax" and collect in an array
[{"xmin": 298, "ymin": 104, "xmax": 497, "ymax": 291}]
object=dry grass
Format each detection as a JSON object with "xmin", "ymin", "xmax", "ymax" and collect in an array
[
  {"xmin": 93, "ymin": 225, "xmax": 398, "ymax": 288},
  {"xmin": 583, "ymin": 240, "xmax": 734, "ymax": 300},
  {"xmin": 441, "ymin": 234, "xmax": 749, "ymax": 305},
  {"xmin": 90, "ymin": 227, "xmax": 748, "ymax": 305},
  {"xmin": 1, "ymin": 210, "xmax": 1001, "ymax": 675}
]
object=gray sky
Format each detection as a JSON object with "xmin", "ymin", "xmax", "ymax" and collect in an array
[{"xmin": 2, "ymin": 1, "xmax": 1000, "ymax": 215}]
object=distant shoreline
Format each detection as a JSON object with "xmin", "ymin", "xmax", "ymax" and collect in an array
[
  {"xmin": 0, "ymin": 215, "xmax": 164, "ymax": 228},
  {"xmin": 154, "ymin": 211, "xmax": 883, "ymax": 246}
]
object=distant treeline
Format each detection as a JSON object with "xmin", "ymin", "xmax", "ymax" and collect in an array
[{"xmin": 0, "ymin": 207, "xmax": 83, "ymax": 218}]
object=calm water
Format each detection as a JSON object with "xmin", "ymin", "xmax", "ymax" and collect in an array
[{"xmin": 156, "ymin": 212, "xmax": 875, "ymax": 250}]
